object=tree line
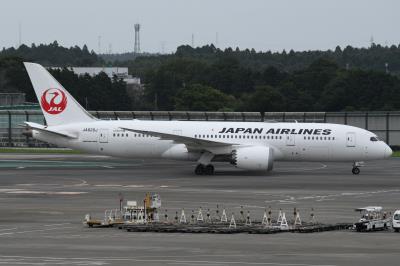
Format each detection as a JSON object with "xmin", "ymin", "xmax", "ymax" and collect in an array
[
  {"xmin": 0, "ymin": 57, "xmax": 131, "ymax": 110},
  {"xmin": 1, "ymin": 42, "xmax": 400, "ymax": 111},
  {"xmin": 140, "ymin": 56, "xmax": 400, "ymax": 112}
]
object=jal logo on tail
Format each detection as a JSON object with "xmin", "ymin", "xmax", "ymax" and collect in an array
[{"xmin": 41, "ymin": 88, "xmax": 67, "ymax": 114}]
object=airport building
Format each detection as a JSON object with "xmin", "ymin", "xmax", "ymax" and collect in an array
[
  {"xmin": 0, "ymin": 110, "xmax": 399, "ymax": 148},
  {"xmin": 50, "ymin": 67, "xmax": 141, "ymax": 85}
]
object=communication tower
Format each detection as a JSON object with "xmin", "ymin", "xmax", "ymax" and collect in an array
[
  {"xmin": 18, "ymin": 22, "xmax": 22, "ymax": 47},
  {"xmin": 134, "ymin": 24, "xmax": 141, "ymax": 54}
]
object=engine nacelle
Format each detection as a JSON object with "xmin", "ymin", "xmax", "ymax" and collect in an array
[{"xmin": 231, "ymin": 146, "xmax": 274, "ymax": 171}]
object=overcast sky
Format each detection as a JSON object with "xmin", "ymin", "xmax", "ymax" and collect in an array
[{"xmin": 1, "ymin": 0, "xmax": 399, "ymax": 54}]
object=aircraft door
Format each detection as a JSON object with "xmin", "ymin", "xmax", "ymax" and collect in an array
[
  {"xmin": 99, "ymin": 129, "xmax": 109, "ymax": 143},
  {"xmin": 286, "ymin": 134, "xmax": 295, "ymax": 146},
  {"xmin": 346, "ymin": 132, "xmax": 356, "ymax": 147}
]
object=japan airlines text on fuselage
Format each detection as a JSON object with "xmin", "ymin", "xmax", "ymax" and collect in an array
[{"xmin": 23, "ymin": 62, "xmax": 392, "ymax": 175}]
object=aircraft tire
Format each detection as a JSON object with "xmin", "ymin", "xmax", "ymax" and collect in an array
[
  {"xmin": 205, "ymin": 164, "xmax": 215, "ymax": 175},
  {"xmin": 352, "ymin": 167, "xmax": 360, "ymax": 175},
  {"xmin": 195, "ymin": 164, "xmax": 205, "ymax": 175}
]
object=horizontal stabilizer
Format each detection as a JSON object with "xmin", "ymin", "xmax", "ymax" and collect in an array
[{"xmin": 23, "ymin": 122, "xmax": 77, "ymax": 139}]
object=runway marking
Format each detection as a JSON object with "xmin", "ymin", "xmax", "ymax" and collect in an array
[
  {"xmin": 0, "ymin": 228, "xmax": 17, "ymax": 232},
  {"xmin": 170, "ymin": 200, "xmax": 265, "ymax": 209},
  {"xmin": 0, "ymin": 256, "xmax": 337, "ymax": 266},
  {"xmin": 3, "ymin": 190, "xmax": 87, "ymax": 195},
  {"xmin": 265, "ymin": 188, "xmax": 400, "ymax": 204},
  {"xmin": 43, "ymin": 223, "xmax": 71, "ymax": 227},
  {"xmin": 37, "ymin": 211, "xmax": 64, "ymax": 215},
  {"xmin": 0, "ymin": 226, "xmax": 74, "ymax": 236},
  {"xmin": 74, "ymin": 179, "xmax": 89, "ymax": 186},
  {"xmin": 124, "ymin": 185, "xmax": 146, "ymax": 188},
  {"xmin": 94, "ymin": 184, "xmax": 123, "ymax": 187}
]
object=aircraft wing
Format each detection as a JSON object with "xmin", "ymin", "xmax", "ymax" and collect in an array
[
  {"xmin": 120, "ymin": 127, "xmax": 234, "ymax": 154},
  {"xmin": 23, "ymin": 122, "xmax": 78, "ymax": 139}
]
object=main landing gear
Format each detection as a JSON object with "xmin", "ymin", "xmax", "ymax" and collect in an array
[
  {"xmin": 352, "ymin": 161, "xmax": 364, "ymax": 175},
  {"xmin": 195, "ymin": 151, "xmax": 215, "ymax": 175},
  {"xmin": 195, "ymin": 164, "xmax": 215, "ymax": 175}
]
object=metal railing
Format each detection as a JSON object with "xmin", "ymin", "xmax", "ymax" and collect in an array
[{"xmin": 1, "ymin": 110, "xmax": 399, "ymax": 147}]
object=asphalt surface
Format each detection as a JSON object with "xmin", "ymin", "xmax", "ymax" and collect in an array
[{"xmin": 0, "ymin": 154, "xmax": 399, "ymax": 266}]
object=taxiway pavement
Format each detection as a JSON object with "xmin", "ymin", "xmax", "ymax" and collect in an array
[{"xmin": 0, "ymin": 154, "xmax": 399, "ymax": 265}]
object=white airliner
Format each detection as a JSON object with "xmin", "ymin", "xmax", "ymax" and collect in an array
[{"xmin": 23, "ymin": 62, "xmax": 392, "ymax": 175}]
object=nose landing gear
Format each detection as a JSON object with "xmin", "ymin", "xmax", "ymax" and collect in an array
[
  {"xmin": 352, "ymin": 161, "xmax": 364, "ymax": 175},
  {"xmin": 352, "ymin": 167, "xmax": 360, "ymax": 175}
]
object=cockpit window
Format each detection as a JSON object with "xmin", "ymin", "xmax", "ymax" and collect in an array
[{"xmin": 370, "ymin": 136, "xmax": 379, "ymax": 142}]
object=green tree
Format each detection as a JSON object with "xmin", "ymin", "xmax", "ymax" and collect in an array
[
  {"xmin": 174, "ymin": 84, "xmax": 235, "ymax": 111},
  {"xmin": 240, "ymin": 85, "xmax": 285, "ymax": 112}
]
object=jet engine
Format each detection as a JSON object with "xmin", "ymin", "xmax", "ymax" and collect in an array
[{"xmin": 231, "ymin": 146, "xmax": 274, "ymax": 171}]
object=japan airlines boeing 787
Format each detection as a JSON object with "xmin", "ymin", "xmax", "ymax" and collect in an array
[{"xmin": 23, "ymin": 62, "xmax": 392, "ymax": 175}]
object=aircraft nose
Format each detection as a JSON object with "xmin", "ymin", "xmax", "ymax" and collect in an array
[{"xmin": 384, "ymin": 145, "xmax": 393, "ymax": 158}]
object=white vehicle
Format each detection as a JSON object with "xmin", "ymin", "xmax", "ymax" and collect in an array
[
  {"xmin": 392, "ymin": 210, "xmax": 400, "ymax": 232},
  {"xmin": 354, "ymin": 206, "xmax": 391, "ymax": 232},
  {"xmin": 23, "ymin": 62, "xmax": 392, "ymax": 175}
]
